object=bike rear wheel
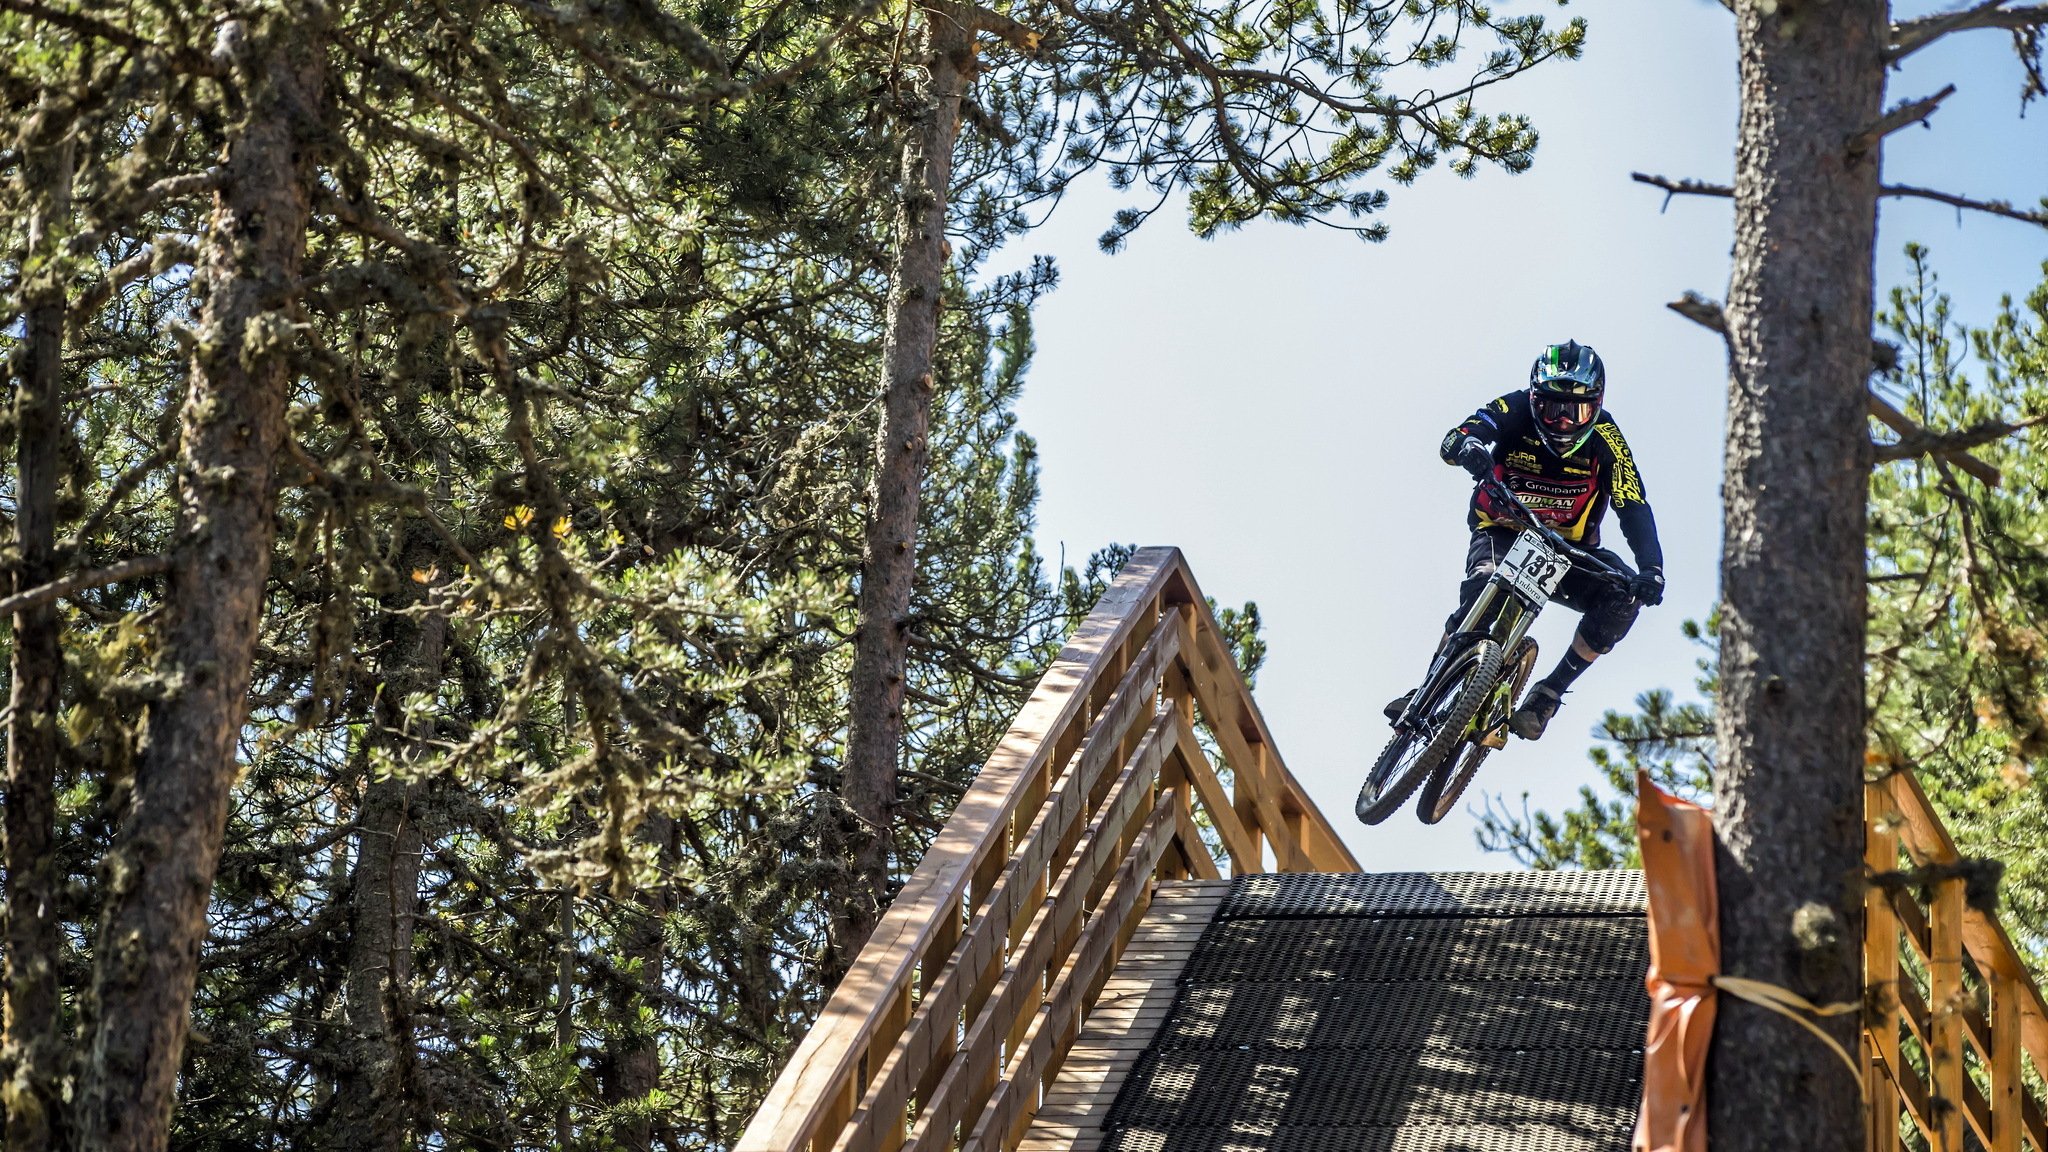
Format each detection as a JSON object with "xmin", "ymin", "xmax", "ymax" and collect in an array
[
  {"xmin": 1357, "ymin": 639, "xmax": 1503, "ymax": 825},
  {"xmin": 1418, "ymin": 637, "xmax": 1539, "ymax": 825}
]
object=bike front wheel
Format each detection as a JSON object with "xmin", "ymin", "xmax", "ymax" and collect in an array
[
  {"xmin": 1417, "ymin": 637, "xmax": 1539, "ymax": 826},
  {"xmin": 1357, "ymin": 639, "xmax": 1503, "ymax": 825}
]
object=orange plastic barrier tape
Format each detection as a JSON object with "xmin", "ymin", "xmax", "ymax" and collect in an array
[{"xmin": 1633, "ymin": 770, "xmax": 1718, "ymax": 1152}]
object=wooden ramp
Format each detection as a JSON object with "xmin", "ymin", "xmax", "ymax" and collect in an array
[{"xmin": 733, "ymin": 546, "xmax": 2048, "ymax": 1152}]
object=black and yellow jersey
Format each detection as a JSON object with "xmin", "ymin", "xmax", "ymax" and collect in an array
[{"xmin": 1440, "ymin": 391, "xmax": 1663, "ymax": 571}]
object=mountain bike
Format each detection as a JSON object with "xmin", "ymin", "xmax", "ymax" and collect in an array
[{"xmin": 1355, "ymin": 477, "xmax": 1635, "ymax": 826}]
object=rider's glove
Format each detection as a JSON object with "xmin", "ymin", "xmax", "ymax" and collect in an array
[
  {"xmin": 1629, "ymin": 568, "xmax": 1666, "ymax": 607},
  {"xmin": 1455, "ymin": 437, "xmax": 1494, "ymax": 480}
]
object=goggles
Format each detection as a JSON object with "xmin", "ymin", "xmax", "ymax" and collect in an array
[{"xmin": 1533, "ymin": 393, "xmax": 1596, "ymax": 432}]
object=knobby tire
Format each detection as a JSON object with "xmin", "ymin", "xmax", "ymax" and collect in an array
[
  {"xmin": 1357, "ymin": 639, "xmax": 1503, "ymax": 825},
  {"xmin": 1418, "ymin": 637, "xmax": 1539, "ymax": 826}
]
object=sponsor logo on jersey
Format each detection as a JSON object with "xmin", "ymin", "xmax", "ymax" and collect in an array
[
  {"xmin": 1595, "ymin": 422, "xmax": 1643, "ymax": 504},
  {"xmin": 1505, "ymin": 451, "xmax": 1541, "ymax": 472},
  {"xmin": 1508, "ymin": 476, "xmax": 1592, "ymax": 499}
]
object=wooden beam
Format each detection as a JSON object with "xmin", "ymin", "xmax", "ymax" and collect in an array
[
  {"xmin": 1992, "ymin": 974, "xmax": 2023, "ymax": 1152},
  {"xmin": 1173, "ymin": 801, "xmax": 1223, "ymax": 882},
  {"xmin": 1866, "ymin": 781, "xmax": 1903, "ymax": 1152},
  {"xmin": 1165, "ymin": 613, "xmax": 1305, "ymax": 869},
  {"xmin": 1166, "ymin": 711, "xmax": 1260, "ymax": 872},
  {"xmin": 1883, "ymin": 771, "xmax": 2048, "ymax": 1078},
  {"xmin": 1931, "ymin": 875, "xmax": 1966, "ymax": 1151}
]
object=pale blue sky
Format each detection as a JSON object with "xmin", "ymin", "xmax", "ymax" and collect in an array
[{"xmin": 993, "ymin": 0, "xmax": 2048, "ymax": 871}]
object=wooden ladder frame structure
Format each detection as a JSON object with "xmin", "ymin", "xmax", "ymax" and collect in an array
[
  {"xmin": 736, "ymin": 548, "xmax": 1359, "ymax": 1152},
  {"xmin": 1866, "ymin": 768, "xmax": 2048, "ymax": 1151}
]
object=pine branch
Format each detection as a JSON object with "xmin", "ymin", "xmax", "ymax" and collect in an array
[
  {"xmin": 1846, "ymin": 85, "xmax": 1956, "ymax": 155},
  {"xmin": 60, "ymin": 438, "xmax": 177, "ymax": 556},
  {"xmin": 0, "ymin": 0, "xmax": 225, "ymax": 75},
  {"xmin": 64, "ymin": 168, "xmax": 222, "ymax": 256},
  {"xmin": 1630, "ymin": 171, "xmax": 1732, "ymax": 212},
  {"xmin": 1868, "ymin": 394, "xmax": 2006, "ymax": 486},
  {"xmin": 1890, "ymin": 1, "xmax": 2048, "ymax": 61},
  {"xmin": 953, "ymin": 0, "xmax": 1046, "ymax": 53},
  {"xmin": 1880, "ymin": 183, "xmax": 2048, "ymax": 229},
  {"xmin": 0, "ymin": 555, "xmax": 170, "ymax": 618},
  {"xmin": 1871, "ymin": 413, "xmax": 2046, "ymax": 463}
]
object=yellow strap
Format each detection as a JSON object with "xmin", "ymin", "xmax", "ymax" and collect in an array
[{"xmin": 1710, "ymin": 975, "xmax": 1865, "ymax": 1098}]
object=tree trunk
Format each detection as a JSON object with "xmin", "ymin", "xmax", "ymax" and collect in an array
[
  {"xmin": 836, "ymin": 6, "xmax": 974, "ymax": 963},
  {"xmin": 601, "ymin": 812, "xmax": 675, "ymax": 1152},
  {"xmin": 1710, "ymin": 2, "xmax": 1885, "ymax": 1146},
  {"xmin": 73, "ymin": 16, "xmax": 326, "ymax": 1150},
  {"xmin": 321, "ymin": 597, "xmax": 444, "ymax": 1152},
  {"xmin": 3, "ymin": 101, "xmax": 74, "ymax": 1152}
]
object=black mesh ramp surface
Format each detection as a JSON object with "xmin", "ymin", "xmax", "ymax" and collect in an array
[
  {"xmin": 1219, "ymin": 871, "xmax": 1645, "ymax": 920},
  {"xmin": 1101, "ymin": 872, "xmax": 1648, "ymax": 1152},
  {"xmin": 1182, "ymin": 915, "xmax": 1648, "ymax": 984},
  {"xmin": 1155, "ymin": 979, "xmax": 1648, "ymax": 1053}
]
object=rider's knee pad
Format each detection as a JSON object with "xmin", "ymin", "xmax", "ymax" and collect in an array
[{"xmin": 1579, "ymin": 594, "xmax": 1639, "ymax": 653}]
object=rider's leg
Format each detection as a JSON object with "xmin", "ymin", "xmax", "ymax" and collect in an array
[{"xmin": 1510, "ymin": 572, "xmax": 1641, "ymax": 740}]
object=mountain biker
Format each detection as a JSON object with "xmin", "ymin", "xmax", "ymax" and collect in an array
[{"xmin": 1386, "ymin": 340, "xmax": 1665, "ymax": 740}]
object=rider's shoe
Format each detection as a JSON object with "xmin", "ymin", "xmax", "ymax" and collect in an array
[
  {"xmin": 1508, "ymin": 684, "xmax": 1563, "ymax": 741},
  {"xmin": 1383, "ymin": 690, "xmax": 1415, "ymax": 723}
]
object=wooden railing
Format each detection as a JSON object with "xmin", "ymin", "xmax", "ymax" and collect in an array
[
  {"xmin": 737, "ymin": 547, "xmax": 1358, "ymax": 1152},
  {"xmin": 1866, "ymin": 768, "xmax": 2048, "ymax": 1151}
]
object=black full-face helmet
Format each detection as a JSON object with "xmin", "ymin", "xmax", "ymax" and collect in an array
[{"xmin": 1527, "ymin": 340, "xmax": 1606, "ymax": 457}]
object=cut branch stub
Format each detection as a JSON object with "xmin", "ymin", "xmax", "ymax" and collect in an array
[{"xmin": 1846, "ymin": 84, "xmax": 1955, "ymax": 156}]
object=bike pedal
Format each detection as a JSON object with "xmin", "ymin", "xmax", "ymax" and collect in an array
[{"xmin": 1479, "ymin": 728, "xmax": 1508, "ymax": 750}]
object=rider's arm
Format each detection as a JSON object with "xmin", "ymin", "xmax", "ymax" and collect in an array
[
  {"xmin": 1438, "ymin": 394, "xmax": 1517, "ymax": 464},
  {"xmin": 1592, "ymin": 417, "xmax": 1664, "ymax": 572}
]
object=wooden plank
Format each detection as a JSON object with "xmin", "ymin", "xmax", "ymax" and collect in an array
[
  {"xmin": 1866, "ymin": 788, "xmax": 1903, "ymax": 1152},
  {"xmin": 740, "ymin": 549, "xmax": 1185, "ymax": 1152},
  {"xmin": 1016, "ymin": 879, "xmax": 1217, "ymax": 1152},
  {"xmin": 1882, "ymin": 771, "xmax": 2048, "ymax": 1085},
  {"xmin": 1993, "ymin": 975, "xmax": 2023, "ymax": 1152},
  {"xmin": 1167, "ymin": 712, "xmax": 1258, "ymax": 871},
  {"xmin": 1932, "ymin": 875, "xmax": 1967, "ymax": 1152},
  {"xmin": 1895, "ymin": 1053, "xmax": 1937, "ymax": 1149},
  {"xmin": 1965, "ymin": 1075, "xmax": 1996, "ymax": 1152},
  {"xmin": 1167, "ymin": 614, "xmax": 1308, "ymax": 871},
  {"xmin": 1174, "ymin": 799, "xmax": 1223, "ymax": 881}
]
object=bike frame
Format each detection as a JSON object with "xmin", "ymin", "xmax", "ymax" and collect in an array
[{"xmin": 1393, "ymin": 478, "xmax": 1632, "ymax": 733}]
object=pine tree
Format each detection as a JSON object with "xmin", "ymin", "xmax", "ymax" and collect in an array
[{"xmin": 1626, "ymin": 6, "xmax": 2048, "ymax": 1140}]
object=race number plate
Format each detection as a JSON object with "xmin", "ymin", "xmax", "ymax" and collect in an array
[{"xmin": 1497, "ymin": 531, "xmax": 1570, "ymax": 602}]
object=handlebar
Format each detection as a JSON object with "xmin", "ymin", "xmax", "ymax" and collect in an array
[{"xmin": 1478, "ymin": 476, "xmax": 1634, "ymax": 588}]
